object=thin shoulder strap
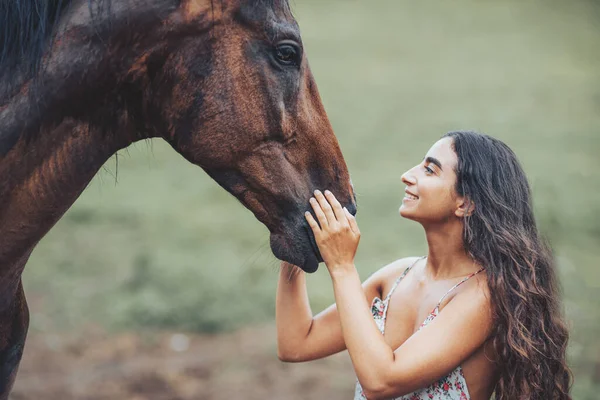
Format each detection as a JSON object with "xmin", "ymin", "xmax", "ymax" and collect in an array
[
  {"xmin": 435, "ymin": 267, "xmax": 485, "ymax": 308},
  {"xmin": 384, "ymin": 256, "xmax": 425, "ymax": 303}
]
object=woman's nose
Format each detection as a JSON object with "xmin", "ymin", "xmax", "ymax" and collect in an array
[{"xmin": 401, "ymin": 169, "xmax": 416, "ymax": 185}]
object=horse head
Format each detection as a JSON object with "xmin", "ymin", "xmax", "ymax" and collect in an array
[{"xmin": 136, "ymin": 0, "xmax": 356, "ymax": 272}]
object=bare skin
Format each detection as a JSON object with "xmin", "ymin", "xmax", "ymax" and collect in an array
[{"xmin": 276, "ymin": 137, "xmax": 498, "ymax": 400}]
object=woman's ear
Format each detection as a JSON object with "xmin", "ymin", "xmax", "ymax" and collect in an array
[{"xmin": 455, "ymin": 197, "xmax": 475, "ymax": 218}]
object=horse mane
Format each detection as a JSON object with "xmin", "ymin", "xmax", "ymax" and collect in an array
[{"xmin": 0, "ymin": 0, "xmax": 83, "ymax": 78}]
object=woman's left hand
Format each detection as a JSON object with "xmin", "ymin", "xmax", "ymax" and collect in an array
[{"xmin": 305, "ymin": 190, "xmax": 360, "ymax": 274}]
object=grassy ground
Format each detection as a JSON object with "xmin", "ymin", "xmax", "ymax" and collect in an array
[{"xmin": 22, "ymin": 0, "xmax": 599, "ymax": 398}]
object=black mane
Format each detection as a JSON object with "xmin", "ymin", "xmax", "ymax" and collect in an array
[{"xmin": 0, "ymin": 0, "xmax": 82, "ymax": 78}]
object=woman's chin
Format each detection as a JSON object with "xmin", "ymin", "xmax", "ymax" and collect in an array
[{"xmin": 399, "ymin": 205, "xmax": 415, "ymax": 219}]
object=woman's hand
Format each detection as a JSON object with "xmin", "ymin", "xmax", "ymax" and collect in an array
[{"xmin": 305, "ymin": 190, "xmax": 360, "ymax": 274}]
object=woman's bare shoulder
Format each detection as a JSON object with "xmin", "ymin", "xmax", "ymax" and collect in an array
[
  {"xmin": 464, "ymin": 267, "xmax": 491, "ymax": 302},
  {"xmin": 364, "ymin": 256, "xmax": 423, "ymax": 298},
  {"xmin": 443, "ymin": 267, "xmax": 491, "ymax": 316},
  {"xmin": 380, "ymin": 256, "xmax": 423, "ymax": 278}
]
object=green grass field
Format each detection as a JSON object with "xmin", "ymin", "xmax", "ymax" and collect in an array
[{"xmin": 22, "ymin": 0, "xmax": 599, "ymax": 397}]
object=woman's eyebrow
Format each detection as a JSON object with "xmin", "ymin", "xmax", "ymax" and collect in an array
[{"xmin": 425, "ymin": 156, "xmax": 443, "ymax": 171}]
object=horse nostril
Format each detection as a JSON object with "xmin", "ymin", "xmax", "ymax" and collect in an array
[{"xmin": 345, "ymin": 202, "xmax": 357, "ymax": 217}]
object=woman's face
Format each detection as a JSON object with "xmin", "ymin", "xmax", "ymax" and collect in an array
[{"xmin": 399, "ymin": 137, "xmax": 465, "ymax": 224}]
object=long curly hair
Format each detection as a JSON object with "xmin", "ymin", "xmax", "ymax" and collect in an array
[{"xmin": 443, "ymin": 131, "xmax": 572, "ymax": 399}]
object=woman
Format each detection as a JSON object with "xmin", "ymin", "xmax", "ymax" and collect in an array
[{"xmin": 276, "ymin": 131, "xmax": 572, "ymax": 399}]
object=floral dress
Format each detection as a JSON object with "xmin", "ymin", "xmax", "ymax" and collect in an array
[{"xmin": 354, "ymin": 257, "xmax": 484, "ymax": 400}]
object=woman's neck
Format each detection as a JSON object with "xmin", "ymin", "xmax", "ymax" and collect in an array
[{"xmin": 423, "ymin": 220, "xmax": 478, "ymax": 280}]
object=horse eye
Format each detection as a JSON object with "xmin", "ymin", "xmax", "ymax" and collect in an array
[{"xmin": 274, "ymin": 43, "xmax": 300, "ymax": 66}]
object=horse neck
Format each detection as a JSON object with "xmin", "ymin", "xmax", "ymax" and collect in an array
[
  {"xmin": 0, "ymin": 1, "xmax": 188, "ymax": 271},
  {"xmin": 0, "ymin": 70, "xmax": 143, "ymax": 278},
  {"xmin": 0, "ymin": 101, "xmax": 128, "ymax": 265}
]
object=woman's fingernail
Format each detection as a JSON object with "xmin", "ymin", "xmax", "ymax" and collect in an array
[
  {"xmin": 325, "ymin": 190, "xmax": 331, "ymax": 195},
  {"xmin": 314, "ymin": 190, "xmax": 321, "ymax": 195}
]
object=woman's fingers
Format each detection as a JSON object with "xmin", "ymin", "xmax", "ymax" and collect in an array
[
  {"xmin": 344, "ymin": 207, "xmax": 360, "ymax": 235},
  {"xmin": 313, "ymin": 190, "xmax": 337, "ymax": 225},
  {"xmin": 309, "ymin": 197, "xmax": 328, "ymax": 228},
  {"xmin": 324, "ymin": 190, "xmax": 347, "ymax": 224},
  {"xmin": 304, "ymin": 211, "xmax": 321, "ymax": 234}
]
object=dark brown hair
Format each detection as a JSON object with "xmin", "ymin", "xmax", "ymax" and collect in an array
[{"xmin": 444, "ymin": 131, "xmax": 572, "ymax": 399}]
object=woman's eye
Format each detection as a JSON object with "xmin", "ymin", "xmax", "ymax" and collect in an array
[
  {"xmin": 274, "ymin": 43, "xmax": 300, "ymax": 66},
  {"xmin": 424, "ymin": 165, "xmax": 434, "ymax": 174}
]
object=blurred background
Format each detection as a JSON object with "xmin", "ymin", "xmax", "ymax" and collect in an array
[{"xmin": 12, "ymin": 0, "xmax": 600, "ymax": 399}]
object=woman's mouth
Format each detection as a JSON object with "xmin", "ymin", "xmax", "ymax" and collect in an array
[{"xmin": 403, "ymin": 191, "xmax": 419, "ymax": 201}]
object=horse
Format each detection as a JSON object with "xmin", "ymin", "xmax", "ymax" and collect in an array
[{"xmin": 0, "ymin": 0, "xmax": 356, "ymax": 396}]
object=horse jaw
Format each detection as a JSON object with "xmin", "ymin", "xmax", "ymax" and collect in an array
[{"xmin": 270, "ymin": 232, "xmax": 320, "ymax": 273}]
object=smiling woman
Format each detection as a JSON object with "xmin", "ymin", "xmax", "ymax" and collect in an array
[{"xmin": 277, "ymin": 131, "xmax": 572, "ymax": 400}]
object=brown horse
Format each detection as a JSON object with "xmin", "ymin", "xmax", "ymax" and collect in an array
[{"xmin": 0, "ymin": 0, "xmax": 356, "ymax": 396}]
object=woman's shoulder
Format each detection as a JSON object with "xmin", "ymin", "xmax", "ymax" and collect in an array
[
  {"xmin": 364, "ymin": 256, "xmax": 424, "ymax": 298},
  {"xmin": 381, "ymin": 256, "xmax": 424, "ymax": 277}
]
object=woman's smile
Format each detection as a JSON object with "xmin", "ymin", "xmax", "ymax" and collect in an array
[{"xmin": 403, "ymin": 189, "xmax": 419, "ymax": 202}]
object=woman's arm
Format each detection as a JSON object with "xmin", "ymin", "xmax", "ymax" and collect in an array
[
  {"xmin": 276, "ymin": 260, "xmax": 386, "ymax": 362},
  {"xmin": 276, "ymin": 262, "xmax": 345, "ymax": 362}
]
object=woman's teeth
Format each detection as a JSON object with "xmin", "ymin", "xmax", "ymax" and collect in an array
[{"xmin": 405, "ymin": 194, "xmax": 418, "ymax": 200}]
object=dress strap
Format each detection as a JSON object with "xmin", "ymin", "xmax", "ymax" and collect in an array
[
  {"xmin": 434, "ymin": 267, "xmax": 485, "ymax": 309},
  {"xmin": 383, "ymin": 256, "xmax": 426, "ymax": 303}
]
